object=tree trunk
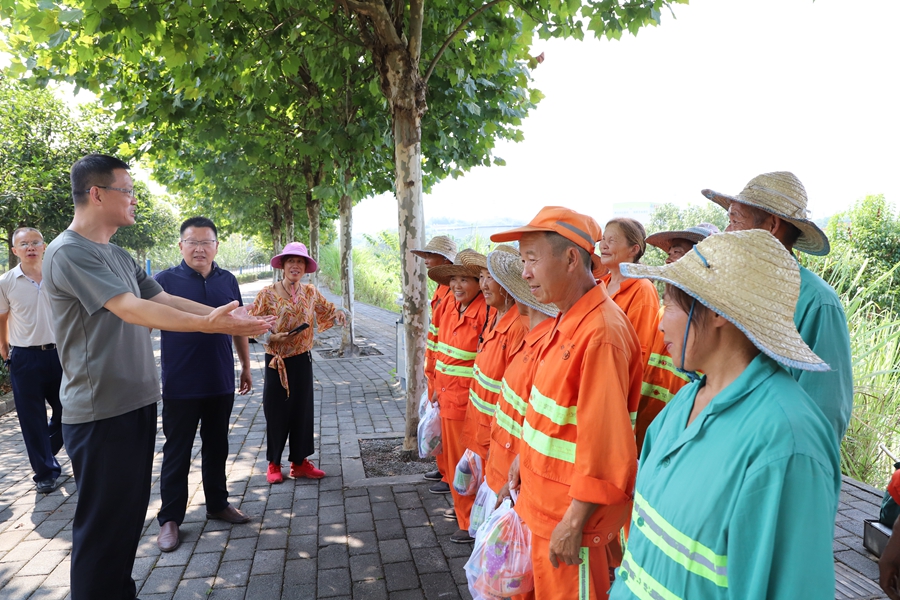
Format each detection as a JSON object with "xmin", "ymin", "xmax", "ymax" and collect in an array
[
  {"xmin": 281, "ymin": 191, "xmax": 295, "ymax": 244},
  {"xmin": 5, "ymin": 227, "xmax": 15, "ymax": 271},
  {"xmin": 306, "ymin": 196, "xmax": 320, "ymax": 288},
  {"xmin": 394, "ymin": 106, "xmax": 427, "ymax": 458},
  {"xmin": 339, "ymin": 185, "xmax": 358, "ymax": 357},
  {"xmin": 270, "ymin": 201, "xmax": 283, "ymax": 283}
]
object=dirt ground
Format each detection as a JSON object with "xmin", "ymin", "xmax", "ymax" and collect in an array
[{"xmin": 359, "ymin": 437, "xmax": 436, "ymax": 478}]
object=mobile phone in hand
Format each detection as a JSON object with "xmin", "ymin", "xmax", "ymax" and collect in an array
[{"xmin": 287, "ymin": 323, "xmax": 310, "ymax": 335}]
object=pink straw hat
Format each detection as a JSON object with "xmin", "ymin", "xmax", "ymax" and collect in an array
[{"xmin": 270, "ymin": 242, "xmax": 318, "ymax": 273}]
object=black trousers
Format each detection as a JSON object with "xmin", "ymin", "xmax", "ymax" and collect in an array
[
  {"xmin": 64, "ymin": 403, "xmax": 156, "ymax": 600},
  {"xmin": 8, "ymin": 346, "xmax": 64, "ymax": 481},
  {"xmin": 158, "ymin": 393, "xmax": 235, "ymax": 525},
  {"xmin": 264, "ymin": 352, "xmax": 315, "ymax": 464}
]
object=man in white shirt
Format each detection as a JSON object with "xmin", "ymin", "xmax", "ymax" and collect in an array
[{"xmin": 0, "ymin": 227, "xmax": 64, "ymax": 493}]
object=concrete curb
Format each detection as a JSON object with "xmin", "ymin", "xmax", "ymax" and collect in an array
[{"xmin": 0, "ymin": 390, "xmax": 13, "ymax": 417}]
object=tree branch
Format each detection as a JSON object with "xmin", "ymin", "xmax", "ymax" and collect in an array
[
  {"xmin": 422, "ymin": 0, "xmax": 505, "ymax": 84},
  {"xmin": 408, "ymin": 0, "xmax": 423, "ymax": 62}
]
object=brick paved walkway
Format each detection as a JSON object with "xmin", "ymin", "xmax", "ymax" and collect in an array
[{"xmin": 0, "ymin": 278, "xmax": 890, "ymax": 599}]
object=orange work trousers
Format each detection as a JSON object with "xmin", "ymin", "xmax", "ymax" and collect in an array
[
  {"xmin": 441, "ymin": 416, "xmax": 476, "ymax": 531},
  {"xmin": 531, "ymin": 533, "xmax": 612, "ymax": 600}
]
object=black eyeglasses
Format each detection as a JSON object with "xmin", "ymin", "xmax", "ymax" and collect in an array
[{"xmin": 77, "ymin": 186, "xmax": 135, "ymax": 197}]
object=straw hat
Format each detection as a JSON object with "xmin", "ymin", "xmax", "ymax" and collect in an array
[
  {"xmin": 411, "ymin": 235, "xmax": 457, "ymax": 262},
  {"xmin": 271, "ymin": 241, "xmax": 318, "ymax": 272},
  {"xmin": 620, "ymin": 229, "xmax": 828, "ymax": 371},
  {"xmin": 459, "ymin": 244, "xmax": 518, "ymax": 270},
  {"xmin": 701, "ymin": 171, "xmax": 830, "ymax": 256},
  {"xmin": 428, "ymin": 249, "xmax": 483, "ymax": 286},
  {"xmin": 487, "ymin": 249, "xmax": 559, "ymax": 317},
  {"xmin": 646, "ymin": 223, "xmax": 720, "ymax": 253}
]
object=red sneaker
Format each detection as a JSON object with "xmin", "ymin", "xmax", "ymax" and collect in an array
[
  {"xmin": 291, "ymin": 459, "xmax": 325, "ymax": 479},
  {"xmin": 267, "ymin": 462, "xmax": 283, "ymax": 484}
]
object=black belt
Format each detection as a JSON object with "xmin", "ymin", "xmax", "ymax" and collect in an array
[{"xmin": 13, "ymin": 344, "xmax": 56, "ymax": 351}]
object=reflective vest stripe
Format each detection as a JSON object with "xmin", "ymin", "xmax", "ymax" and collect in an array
[
  {"xmin": 495, "ymin": 407, "xmax": 523, "ymax": 439},
  {"xmin": 426, "ymin": 339, "xmax": 437, "ymax": 351},
  {"xmin": 523, "ymin": 419, "xmax": 576, "ymax": 464},
  {"xmin": 530, "ymin": 386, "xmax": 578, "ymax": 426},
  {"xmin": 640, "ymin": 382, "xmax": 677, "ymax": 404},
  {"xmin": 469, "ymin": 388, "xmax": 495, "ymax": 417},
  {"xmin": 435, "ymin": 341, "xmax": 477, "ymax": 361},
  {"xmin": 646, "ymin": 353, "xmax": 691, "ymax": 381},
  {"xmin": 619, "ymin": 553, "xmax": 683, "ymax": 600},
  {"xmin": 633, "ymin": 492, "xmax": 728, "ymax": 587},
  {"xmin": 579, "ymin": 547, "xmax": 590, "ymax": 600},
  {"xmin": 473, "ymin": 364, "xmax": 502, "ymax": 394},
  {"xmin": 500, "ymin": 380, "xmax": 527, "ymax": 416},
  {"xmin": 429, "ymin": 323, "xmax": 439, "ymax": 336},
  {"xmin": 436, "ymin": 361, "xmax": 475, "ymax": 379},
  {"xmin": 630, "ymin": 411, "xmax": 638, "ymax": 428}
]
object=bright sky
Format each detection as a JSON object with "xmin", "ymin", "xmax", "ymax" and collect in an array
[{"xmin": 354, "ymin": 0, "xmax": 900, "ymax": 234}]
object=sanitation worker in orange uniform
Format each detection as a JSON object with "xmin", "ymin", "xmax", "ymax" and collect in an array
[{"xmin": 492, "ymin": 207, "xmax": 643, "ymax": 600}]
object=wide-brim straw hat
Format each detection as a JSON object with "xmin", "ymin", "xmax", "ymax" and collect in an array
[
  {"xmin": 411, "ymin": 235, "xmax": 457, "ymax": 262},
  {"xmin": 428, "ymin": 249, "xmax": 483, "ymax": 286},
  {"xmin": 646, "ymin": 223, "xmax": 720, "ymax": 253},
  {"xmin": 487, "ymin": 249, "xmax": 559, "ymax": 318},
  {"xmin": 271, "ymin": 241, "xmax": 318, "ymax": 272},
  {"xmin": 620, "ymin": 229, "xmax": 827, "ymax": 371},
  {"xmin": 459, "ymin": 244, "xmax": 518, "ymax": 270},
  {"xmin": 702, "ymin": 171, "xmax": 830, "ymax": 256}
]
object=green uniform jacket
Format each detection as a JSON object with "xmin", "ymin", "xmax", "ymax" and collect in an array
[
  {"xmin": 610, "ymin": 354, "xmax": 840, "ymax": 600},
  {"xmin": 790, "ymin": 265, "xmax": 854, "ymax": 444}
]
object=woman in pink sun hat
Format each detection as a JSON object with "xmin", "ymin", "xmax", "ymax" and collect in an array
[{"xmin": 249, "ymin": 242, "xmax": 346, "ymax": 484}]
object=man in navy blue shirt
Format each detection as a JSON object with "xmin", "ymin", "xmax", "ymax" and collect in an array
[{"xmin": 155, "ymin": 216, "xmax": 252, "ymax": 552}]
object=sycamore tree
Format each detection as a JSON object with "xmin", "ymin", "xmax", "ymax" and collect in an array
[{"xmin": 1, "ymin": 0, "xmax": 687, "ymax": 452}]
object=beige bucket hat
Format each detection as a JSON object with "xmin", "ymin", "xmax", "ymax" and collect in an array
[
  {"xmin": 458, "ymin": 244, "xmax": 518, "ymax": 270},
  {"xmin": 411, "ymin": 235, "xmax": 458, "ymax": 262},
  {"xmin": 646, "ymin": 223, "xmax": 720, "ymax": 253},
  {"xmin": 620, "ymin": 229, "xmax": 828, "ymax": 371},
  {"xmin": 701, "ymin": 171, "xmax": 830, "ymax": 256},
  {"xmin": 487, "ymin": 249, "xmax": 559, "ymax": 317},
  {"xmin": 427, "ymin": 249, "xmax": 483, "ymax": 287}
]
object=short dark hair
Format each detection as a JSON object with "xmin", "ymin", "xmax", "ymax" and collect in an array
[
  {"xmin": 70, "ymin": 154, "xmax": 130, "ymax": 206},
  {"xmin": 741, "ymin": 203, "xmax": 803, "ymax": 248},
  {"xmin": 180, "ymin": 216, "xmax": 218, "ymax": 237},
  {"xmin": 545, "ymin": 232, "xmax": 592, "ymax": 273}
]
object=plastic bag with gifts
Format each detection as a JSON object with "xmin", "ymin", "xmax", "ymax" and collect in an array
[
  {"xmin": 469, "ymin": 480, "xmax": 499, "ymax": 537},
  {"xmin": 465, "ymin": 498, "xmax": 513, "ymax": 600},
  {"xmin": 417, "ymin": 400, "xmax": 442, "ymax": 458},
  {"xmin": 418, "ymin": 390, "xmax": 430, "ymax": 421},
  {"xmin": 453, "ymin": 449, "xmax": 483, "ymax": 496},
  {"xmin": 468, "ymin": 491, "xmax": 534, "ymax": 598}
]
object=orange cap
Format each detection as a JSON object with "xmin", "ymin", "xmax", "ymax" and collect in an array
[{"xmin": 490, "ymin": 206, "xmax": 602, "ymax": 256}]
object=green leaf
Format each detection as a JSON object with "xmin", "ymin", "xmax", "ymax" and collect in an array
[{"xmin": 47, "ymin": 28, "xmax": 70, "ymax": 48}]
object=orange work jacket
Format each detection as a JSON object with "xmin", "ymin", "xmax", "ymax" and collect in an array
[
  {"xmin": 599, "ymin": 273, "xmax": 660, "ymax": 364},
  {"xmin": 515, "ymin": 283, "xmax": 642, "ymax": 547},
  {"xmin": 485, "ymin": 317, "xmax": 554, "ymax": 494},
  {"xmin": 635, "ymin": 306, "xmax": 692, "ymax": 454},
  {"xmin": 461, "ymin": 308, "xmax": 528, "ymax": 460},
  {"xmin": 425, "ymin": 284, "xmax": 453, "ymax": 397},
  {"xmin": 432, "ymin": 293, "xmax": 488, "ymax": 421}
]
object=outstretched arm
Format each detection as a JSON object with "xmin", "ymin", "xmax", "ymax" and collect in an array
[{"xmin": 105, "ymin": 293, "xmax": 273, "ymax": 337}]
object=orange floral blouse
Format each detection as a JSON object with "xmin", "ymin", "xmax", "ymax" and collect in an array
[{"xmin": 249, "ymin": 283, "xmax": 339, "ymax": 394}]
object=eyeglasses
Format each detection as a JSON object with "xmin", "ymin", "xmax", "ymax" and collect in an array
[
  {"xmin": 16, "ymin": 240, "xmax": 45, "ymax": 249},
  {"xmin": 78, "ymin": 186, "xmax": 135, "ymax": 197},
  {"xmin": 181, "ymin": 240, "xmax": 217, "ymax": 248}
]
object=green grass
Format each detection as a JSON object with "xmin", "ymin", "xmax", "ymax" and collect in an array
[{"xmin": 319, "ymin": 244, "xmax": 402, "ymax": 313}]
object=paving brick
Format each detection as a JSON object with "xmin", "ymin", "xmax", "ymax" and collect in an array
[
  {"xmin": 318, "ymin": 567, "xmax": 352, "ymax": 597},
  {"xmin": 375, "ymin": 518, "xmax": 406, "ymax": 541},
  {"xmin": 251, "ymin": 549, "xmax": 286, "ymax": 575},
  {"xmin": 318, "ymin": 544, "xmax": 350, "ymax": 570},
  {"xmin": 283, "ymin": 557, "xmax": 317, "ymax": 587},
  {"xmin": 351, "ymin": 552, "xmax": 384, "ymax": 582},
  {"xmin": 379, "ymin": 539, "xmax": 413, "ymax": 564},
  {"xmin": 214, "ymin": 559, "xmax": 252, "ymax": 588},
  {"xmin": 246, "ymin": 573, "xmax": 284, "ymax": 598},
  {"xmin": 184, "ymin": 552, "xmax": 223, "ymax": 579},
  {"xmin": 345, "ymin": 496, "xmax": 372, "ymax": 514},
  {"xmin": 372, "ymin": 502, "xmax": 401, "ymax": 521},
  {"xmin": 384, "ymin": 561, "xmax": 420, "ymax": 592},
  {"xmin": 353, "ymin": 579, "xmax": 389, "ymax": 600},
  {"xmin": 421, "ymin": 572, "xmax": 462, "ymax": 600},
  {"xmin": 347, "ymin": 511, "xmax": 376, "ymax": 533}
]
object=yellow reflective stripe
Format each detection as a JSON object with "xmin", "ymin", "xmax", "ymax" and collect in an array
[
  {"xmin": 530, "ymin": 386, "xmax": 577, "ymax": 426},
  {"xmin": 522, "ymin": 419, "xmax": 575, "ymax": 464},
  {"xmin": 426, "ymin": 340, "xmax": 437, "ymax": 351},
  {"xmin": 435, "ymin": 341, "xmax": 477, "ymax": 361},
  {"xmin": 647, "ymin": 353, "xmax": 691, "ymax": 382},
  {"xmin": 630, "ymin": 411, "xmax": 637, "ymax": 428},
  {"xmin": 633, "ymin": 491, "xmax": 728, "ymax": 587},
  {"xmin": 436, "ymin": 361, "xmax": 474, "ymax": 379},
  {"xmin": 495, "ymin": 408, "xmax": 522, "ymax": 438},
  {"xmin": 473, "ymin": 364, "xmax": 502, "ymax": 394},
  {"xmin": 429, "ymin": 323, "xmax": 438, "ymax": 336},
  {"xmin": 579, "ymin": 547, "xmax": 590, "ymax": 600},
  {"xmin": 640, "ymin": 382, "xmax": 677, "ymax": 403},
  {"xmin": 469, "ymin": 388, "xmax": 495, "ymax": 416},
  {"xmin": 619, "ymin": 551, "xmax": 683, "ymax": 600},
  {"xmin": 500, "ymin": 379, "xmax": 527, "ymax": 416}
]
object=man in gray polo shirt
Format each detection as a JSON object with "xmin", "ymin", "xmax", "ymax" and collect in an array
[
  {"xmin": 43, "ymin": 154, "xmax": 274, "ymax": 600},
  {"xmin": 0, "ymin": 227, "xmax": 64, "ymax": 494}
]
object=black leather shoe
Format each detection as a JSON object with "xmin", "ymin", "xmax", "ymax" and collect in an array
[
  {"xmin": 35, "ymin": 479, "xmax": 57, "ymax": 494},
  {"xmin": 450, "ymin": 529, "xmax": 475, "ymax": 544},
  {"xmin": 429, "ymin": 481, "xmax": 451, "ymax": 494},
  {"xmin": 206, "ymin": 505, "xmax": 251, "ymax": 524},
  {"xmin": 157, "ymin": 521, "xmax": 180, "ymax": 552},
  {"xmin": 423, "ymin": 470, "xmax": 442, "ymax": 481}
]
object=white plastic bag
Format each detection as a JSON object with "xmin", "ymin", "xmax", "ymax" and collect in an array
[
  {"xmin": 417, "ymin": 400, "xmax": 442, "ymax": 458},
  {"xmin": 465, "ymin": 491, "xmax": 534, "ymax": 598},
  {"xmin": 469, "ymin": 480, "xmax": 499, "ymax": 537},
  {"xmin": 453, "ymin": 449, "xmax": 483, "ymax": 496},
  {"xmin": 418, "ymin": 390, "xmax": 430, "ymax": 420}
]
